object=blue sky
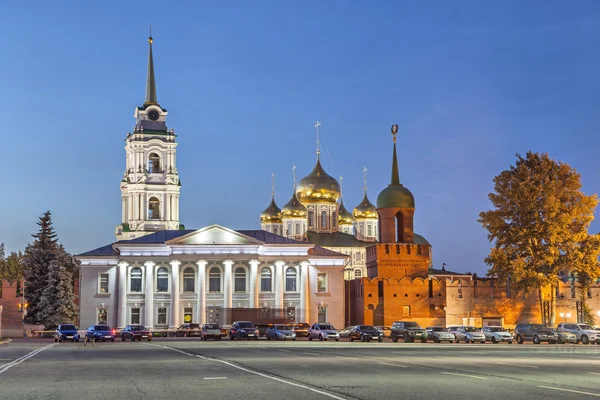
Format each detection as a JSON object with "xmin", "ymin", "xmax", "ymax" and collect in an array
[{"xmin": 1, "ymin": 1, "xmax": 599, "ymax": 275}]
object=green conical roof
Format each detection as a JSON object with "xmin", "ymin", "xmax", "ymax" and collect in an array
[{"xmin": 377, "ymin": 141, "xmax": 415, "ymax": 209}]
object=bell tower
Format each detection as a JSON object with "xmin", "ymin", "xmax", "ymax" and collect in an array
[{"xmin": 115, "ymin": 31, "xmax": 182, "ymax": 241}]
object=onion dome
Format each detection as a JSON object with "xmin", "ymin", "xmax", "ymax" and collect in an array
[
  {"xmin": 260, "ymin": 196, "xmax": 282, "ymax": 223},
  {"xmin": 376, "ymin": 137, "xmax": 415, "ymax": 209},
  {"xmin": 353, "ymin": 192, "xmax": 378, "ymax": 220},
  {"xmin": 338, "ymin": 200, "xmax": 355, "ymax": 225},
  {"xmin": 282, "ymin": 190, "xmax": 307, "ymax": 219},
  {"xmin": 296, "ymin": 159, "xmax": 341, "ymax": 204}
]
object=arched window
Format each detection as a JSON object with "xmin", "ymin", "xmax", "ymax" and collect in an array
[
  {"xmin": 321, "ymin": 211, "xmax": 327, "ymax": 228},
  {"xmin": 234, "ymin": 267, "xmax": 246, "ymax": 293},
  {"xmin": 183, "ymin": 267, "xmax": 195, "ymax": 292},
  {"xmin": 130, "ymin": 267, "xmax": 142, "ymax": 292},
  {"xmin": 308, "ymin": 210, "xmax": 314, "ymax": 227},
  {"xmin": 261, "ymin": 267, "xmax": 272, "ymax": 292},
  {"xmin": 273, "ymin": 226, "xmax": 279, "ymax": 235},
  {"xmin": 156, "ymin": 267, "xmax": 169, "ymax": 292},
  {"xmin": 149, "ymin": 152, "xmax": 161, "ymax": 173},
  {"xmin": 209, "ymin": 267, "xmax": 221, "ymax": 293},
  {"xmin": 148, "ymin": 197, "xmax": 160, "ymax": 220},
  {"xmin": 295, "ymin": 222, "xmax": 300, "ymax": 235},
  {"xmin": 287, "ymin": 223, "xmax": 292, "ymax": 236},
  {"xmin": 332, "ymin": 210, "xmax": 337, "ymax": 229},
  {"xmin": 354, "ymin": 269, "xmax": 362, "ymax": 279},
  {"xmin": 367, "ymin": 225, "xmax": 372, "ymax": 237},
  {"xmin": 359, "ymin": 224, "xmax": 364, "ymax": 237},
  {"xmin": 285, "ymin": 267, "xmax": 297, "ymax": 292}
]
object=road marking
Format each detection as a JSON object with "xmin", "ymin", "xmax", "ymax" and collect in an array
[
  {"xmin": 538, "ymin": 386, "xmax": 600, "ymax": 397},
  {"xmin": 303, "ymin": 352, "xmax": 321, "ymax": 356},
  {"xmin": 377, "ymin": 362, "xmax": 407, "ymax": 368},
  {"xmin": 441, "ymin": 372, "xmax": 488, "ymax": 380},
  {"xmin": 336, "ymin": 356, "xmax": 358, "ymax": 360},
  {"xmin": 148, "ymin": 344, "xmax": 195, "ymax": 357},
  {"xmin": 278, "ymin": 349, "xmax": 291, "ymax": 352},
  {"xmin": 0, "ymin": 344, "xmax": 56, "ymax": 374},
  {"xmin": 496, "ymin": 362, "xmax": 538, "ymax": 368},
  {"xmin": 157, "ymin": 344, "xmax": 347, "ymax": 400},
  {"xmin": 204, "ymin": 377, "xmax": 227, "ymax": 380}
]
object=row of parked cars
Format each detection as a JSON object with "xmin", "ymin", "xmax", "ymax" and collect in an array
[{"xmin": 54, "ymin": 321, "xmax": 600, "ymax": 345}]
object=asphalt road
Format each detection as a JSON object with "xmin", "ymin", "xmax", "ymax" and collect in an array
[{"xmin": 1, "ymin": 338, "xmax": 599, "ymax": 400}]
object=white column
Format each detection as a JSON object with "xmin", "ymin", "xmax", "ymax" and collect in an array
[
  {"xmin": 121, "ymin": 197, "xmax": 127, "ymax": 223},
  {"xmin": 249, "ymin": 260, "xmax": 259, "ymax": 308},
  {"xmin": 223, "ymin": 260, "xmax": 233, "ymax": 310},
  {"xmin": 144, "ymin": 261, "xmax": 155, "ymax": 327},
  {"xmin": 197, "ymin": 261, "xmax": 207, "ymax": 324},
  {"xmin": 275, "ymin": 261, "xmax": 285, "ymax": 309},
  {"xmin": 300, "ymin": 261, "xmax": 310, "ymax": 323},
  {"xmin": 118, "ymin": 262, "xmax": 128, "ymax": 328},
  {"xmin": 170, "ymin": 261, "xmax": 181, "ymax": 328}
]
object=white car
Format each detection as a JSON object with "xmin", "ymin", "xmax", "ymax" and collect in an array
[
  {"xmin": 557, "ymin": 323, "xmax": 599, "ymax": 345},
  {"xmin": 308, "ymin": 322, "xmax": 340, "ymax": 341},
  {"xmin": 481, "ymin": 326, "xmax": 513, "ymax": 344},
  {"xmin": 453, "ymin": 326, "xmax": 486, "ymax": 343}
]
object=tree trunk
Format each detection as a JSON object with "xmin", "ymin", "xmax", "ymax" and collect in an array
[
  {"xmin": 549, "ymin": 284, "xmax": 557, "ymax": 327},
  {"xmin": 538, "ymin": 285, "xmax": 545, "ymax": 325}
]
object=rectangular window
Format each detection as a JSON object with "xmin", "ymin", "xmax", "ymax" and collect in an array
[
  {"xmin": 317, "ymin": 273, "xmax": 327, "ymax": 293},
  {"xmin": 157, "ymin": 307, "xmax": 167, "ymax": 325},
  {"xmin": 131, "ymin": 307, "xmax": 140, "ymax": 324},
  {"xmin": 318, "ymin": 306, "xmax": 327, "ymax": 323},
  {"xmin": 286, "ymin": 306, "xmax": 296, "ymax": 323},
  {"xmin": 99, "ymin": 273, "xmax": 109, "ymax": 293},
  {"xmin": 183, "ymin": 307, "xmax": 193, "ymax": 324},
  {"xmin": 234, "ymin": 272, "xmax": 246, "ymax": 293},
  {"xmin": 403, "ymin": 305, "xmax": 410, "ymax": 316},
  {"xmin": 98, "ymin": 308, "xmax": 108, "ymax": 324}
]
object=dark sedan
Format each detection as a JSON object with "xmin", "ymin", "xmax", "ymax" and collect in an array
[
  {"xmin": 201, "ymin": 323, "xmax": 222, "ymax": 340},
  {"xmin": 229, "ymin": 321, "xmax": 259, "ymax": 340},
  {"xmin": 175, "ymin": 323, "xmax": 202, "ymax": 337},
  {"xmin": 86, "ymin": 325, "xmax": 115, "ymax": 342},
  {"xmin": 349, "ymin": 325, "xmax": 384, "ymax": 342},
  {"xmin": 54, "ymin": 324, "xmax": 80, "ymax": 342},
  {"xmin": 121, "ymin": 325, "xmax": 153, "ymax": 341}
]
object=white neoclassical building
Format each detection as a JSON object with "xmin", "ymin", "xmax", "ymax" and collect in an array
[{"xmin": 78, "ymin": 225, "xmax": 347, "ymax": 329}]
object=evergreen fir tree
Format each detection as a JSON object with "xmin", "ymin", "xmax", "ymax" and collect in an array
[
  {"xmin": 23, "ymin": 211, "xmax": 58, "ymax": 324},
  {"xmin": 39, "ymin": 249, "xmax": 78, "ymax": 329}
]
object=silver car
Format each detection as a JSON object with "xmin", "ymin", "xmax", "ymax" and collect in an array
[
  {"xmin": 481, "ymin": 326, "xmax": 513, "ymax": 344},
  {"xmin": 426, "ymin": 326, "xmax": 455, "ymax": 343},
  {"xmin": 557, "ymin": 323, "xmax": 599, "ymax": 345},
  {"xmin": 453, "ymin": 326, "xmax": 486, "ymax": 343},
  {"xmin": 308, "ymin": 322, "xmax": 340, "ymax": 341}
]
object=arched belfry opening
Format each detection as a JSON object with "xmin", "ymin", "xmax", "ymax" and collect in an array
[
  {"xmin": 395, "ymin": 210, "xmax": 404, "ymax": 243},
  {"xmin": 149, "ymin": 153, "xmax": 161, "ymax": 173},
  {"xmin": 148, "ymin": 197, "xmax": 161, "ymax": 220}
]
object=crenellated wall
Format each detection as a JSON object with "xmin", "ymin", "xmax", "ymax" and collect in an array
[{"xmin": 365, "ymin": 243, "xmax": 431, "ymax": 280}]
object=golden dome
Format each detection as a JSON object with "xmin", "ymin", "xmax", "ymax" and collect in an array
[
  {"xmin": 260, "ymin": 196, "xmax": 282, "ymax": 223},
  {"xmin": 282, "ymin": 190, "xmax": 307, "ymax": 219},
  {"xmin": 354, "ymin": 192, "xmax": 378, "ymax": 220},
  {"xmin": 338, "ymin": 200, "xmax": 355, "ymax": 225},
  {"xmin": 296, "ymin": 159, "xmax": 341, "ymax": 204}
]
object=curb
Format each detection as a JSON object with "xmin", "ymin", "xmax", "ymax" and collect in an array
[{"xmin": 0, "ymin": 339, "xmax": 13, "ymax": 345}]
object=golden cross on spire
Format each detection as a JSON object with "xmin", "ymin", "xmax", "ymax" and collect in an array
[
  {"xmin": 271, "ymin": 172, "xmax": 275, "ymax": 197},
  {"xmin": 339, "ymin": 176, "xmax": 344, "ymax": 198},
  {"xmin": 148, "ymin": 25, "xmax": 153, "ymax": 43},
  {"xmin": 315, "ymin": 121, "xmax": 321, "ymax": 160},
  {"xmin": 363, "ymin": 167, "xmax": 368, "ymax": 193},
  {"xmin": 391, "ymin": 124, "xmax": 398, "ymax": 143},
  {"xmin": 292, "ymin": 165, "xmax": 297, "ymax": 188}
]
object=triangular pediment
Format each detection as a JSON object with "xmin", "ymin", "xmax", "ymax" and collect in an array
[{"xmin": 166, "ymin": 224, "xmax": 264, "ymax": 246}]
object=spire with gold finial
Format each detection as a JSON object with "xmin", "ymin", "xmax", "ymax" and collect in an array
[
  {"xmin": 353, "ymin": 167, "xmax": 377, "ymax": 220},
  {"xmin": 260, "ymin": 172, "xmax": 282, "ymax": 224},
  {"xmin": 144, "ymin": 25, "xmax": 158, "ymax": 106},
  {"xmin": 376, "ymin": 124, "xmax": 415, "ymax": 209}
]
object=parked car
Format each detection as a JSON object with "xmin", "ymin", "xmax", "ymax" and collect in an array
[
  {"xmin": 349, "ymin": 325, "xmax": 384, "ymax": 342},
  {"xmin": 121, "ymin": 325, "xmax": 152, "ymax": 341},
  {"xmin": 514, "ymin": 323, "xmax": 558, "ymax": 344},
  {"xmin": 557, "ymin": 323, "xmax": 599, "ymax": 345},
  {"xmin": 175, "ymin": 323, "xmax": 202, "ymax": 337},
  {"xmin": 266, "ymin": 324, "xmax": 297, "ymax": 341},
  {"xmin": 292, "ymin": 322, "xmax": 310, "ymax": 338},
  {"xmin": 308, "ymin": 323, "xmax": 340, "ymax": 341},
  {"xmin": 453, "ymin": 326, "xmax": 486, "ymax": 344},
  {"xmin": 229, "ymin": 321, "xmax": 259, "ymax": 340},
  {"xmin": 425, "ymin": 326, "xmax": 455, "ymax": 343},
  {"xmin": 553, "ymin": 328, "xmax": 577, "ymax": 344},
  {"xmin": 54, "ymin": 324, "xmax": 80, "ymax": 342},
  {"xmin": 86, "ymin": 325, "xmax": 115, "ymax": 342},
  {"xmin": 338, "ymin": 326, "xmax": 354, "ymax": 338},
  {"xmin": 201, "ymin": 323, "xmax": 222, "ymax": 340},
  {"xmin": 390, "ymin": 321, "xmax": 427, "ymax": 343},
  {"xmin": 375, "ymin": 326, "xmax": 392, "ymax": 338},
  {"xmin": 481, "ymin": 326, "xmax": 513, "ymax": 344}
]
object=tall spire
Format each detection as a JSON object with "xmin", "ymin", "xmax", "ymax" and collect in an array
[
  {"xmin": 315, "ymin": 121, "xmax": 321, "ymax": 161},
  {"xmin": 144, "ymin": 26, "xmax": 158, "ymax": 106},
  {"xmin": 390, "ymin": 124, "xmax": 400, "ymax": 185},
  {"xmin": 363, "ymin": 167, "xmax": 368, "ymax": 194},
  {"xmin": 271, "ymin": 172, "xmax": 276, "ymax": 198},
  {"xmin": 292, "ymin": 165, "xmax": 297, "ymax": 189}
]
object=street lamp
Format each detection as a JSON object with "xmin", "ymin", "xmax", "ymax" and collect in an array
[{"xmin": 559, "ymin": 312, "xmax": 571, "ymax": 323}]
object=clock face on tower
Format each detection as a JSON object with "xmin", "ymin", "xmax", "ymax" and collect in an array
[{"xmin": 148, "ymin": 109, "xmax": 160, "ymax": 121}]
